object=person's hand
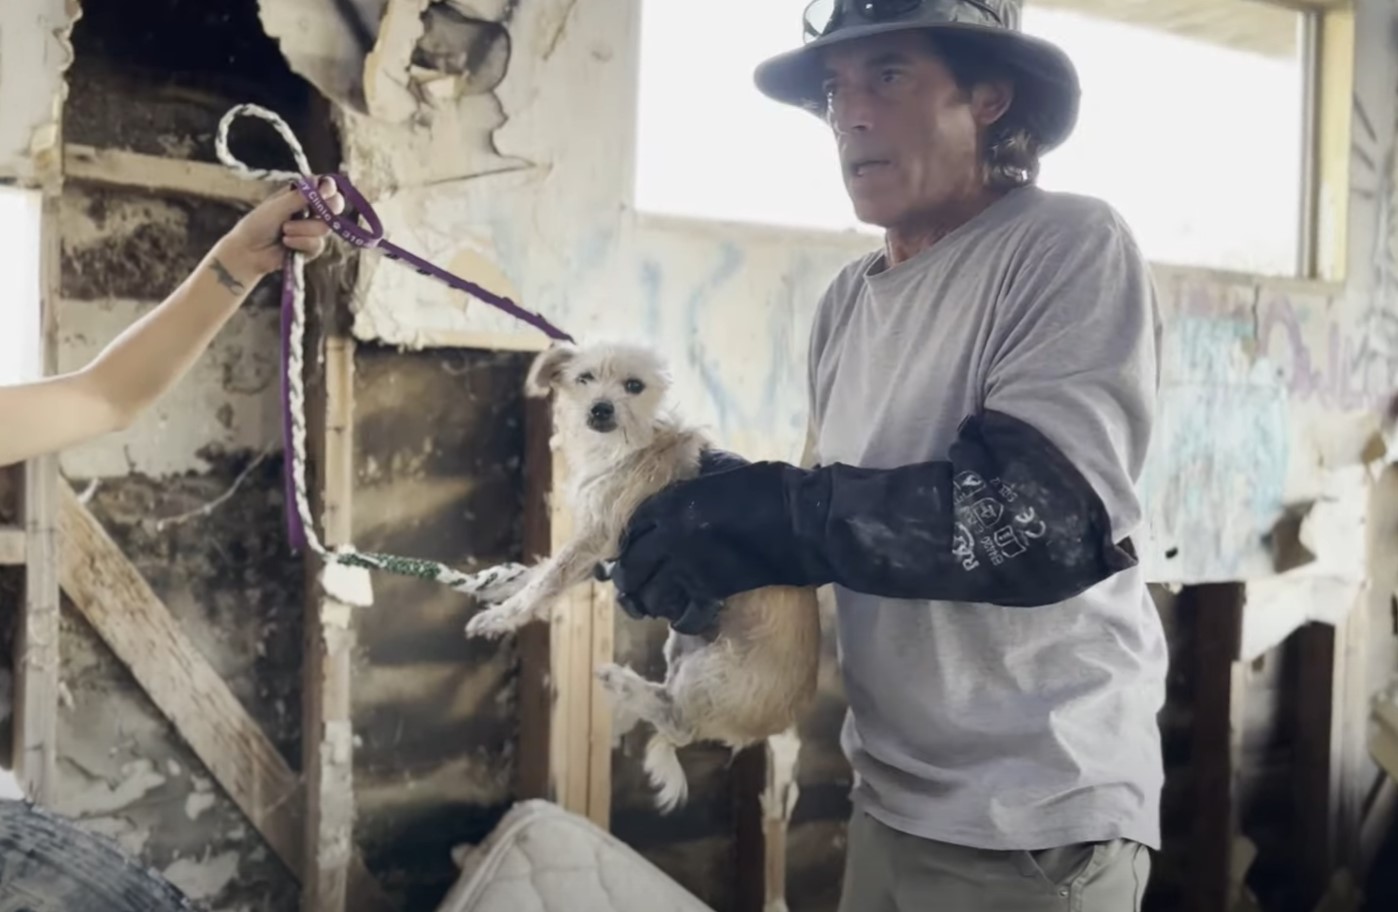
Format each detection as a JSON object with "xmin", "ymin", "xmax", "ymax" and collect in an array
[{"xmin": 215, "ymin": 176, "xmax": 345, "ymax": 280}]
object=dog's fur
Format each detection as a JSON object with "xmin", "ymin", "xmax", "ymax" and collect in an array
[{"xmin": 463, "ymin": 340, "xmax": 821, "ymax": 812}]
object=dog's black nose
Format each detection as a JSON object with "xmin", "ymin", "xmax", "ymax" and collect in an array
[{"xmin": 590, "ymin": 401, "xmax": 614, "ymax": 420}]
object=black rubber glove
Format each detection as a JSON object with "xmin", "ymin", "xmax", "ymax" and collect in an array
[
  {"xmin": 601, "ymin": 446, "xmax": 754, "ymax": 633},
  {"xmin": 609, "ymin": 409, "xmax": 1138, "ymax": 632}
]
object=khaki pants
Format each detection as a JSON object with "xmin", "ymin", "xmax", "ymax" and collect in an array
[{"xmin": 838, "ymin": 807, "xmax": 1152, "ymax": 911}]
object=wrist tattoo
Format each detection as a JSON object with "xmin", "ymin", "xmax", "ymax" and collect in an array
[{"xmin": 210, "ymin": 257, "xmax": 247, "ymax": 294}]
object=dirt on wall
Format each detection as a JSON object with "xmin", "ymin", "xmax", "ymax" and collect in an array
[
  {"xmin": 348, "ymin": 344, "xmax": 531, "ymax": 909},
  {"xmin": 43, "ymin": 0, "xmax": 323, "ymax": 908}
]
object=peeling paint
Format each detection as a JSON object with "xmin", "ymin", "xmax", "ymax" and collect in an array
[
  {"xmin": 64, "ymin": 757, "xmax": 168, "ymax": 817},
  {"xmin": 0, "ymin": 0, "xmax": 81, "ymax": 184},
  {"xmin": 163, "ymin": 850, "xmax": 241, "ymax": 901},
  {"xmin": 364, "ymin": 0, "xmax": 432, "ymax": 122}
]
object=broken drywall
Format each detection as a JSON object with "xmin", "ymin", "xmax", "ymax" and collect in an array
[
  {"xmin": 258, "ymin": 0, "xmax": 388, "ymax": 112},
  {"xmin": 0, "ymin": 0, "xmax": 81, "ymax": 185}
]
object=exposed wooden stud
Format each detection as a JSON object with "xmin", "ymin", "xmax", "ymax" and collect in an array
[
  {"xmin": 63, "ymin": 143, "xmax": 276, "ymax": 207},
  {"xmin": 302, "ymin": 326, "xmax": 359, "ymax": 912},
  {"xmin": 55, "ymin": 480, "xmax": 392, "ymax": 910},
  {"xmin": 1314, "ymin": 3, "xmax": 1354, "ymax": 283},
  {"xmin": 733, "ymin": 730, "xmax": 800, "ymax": 911},
  {"xmin": 515, "ymin": 394, "xmax": 612, "ymax": 827},
  {"xmin": 1187, "ymin": 583, "xmax": 1248, "ymax": 912},
  {"xmin": 13, "ymin": 192, "xmax": 62, "ymax": 804},
  {"xmin": 1293, "ymin": 621, "xmax": 1342, "ymax": 908},
  {"xmin": 732, "ymin": 744, "xmax": 767, "ymax": 912},
  {"xmin": 0, "ymin": 527, "xmax": 25, "ymax": 565}
]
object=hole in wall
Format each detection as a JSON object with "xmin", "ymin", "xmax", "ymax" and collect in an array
[{"xmin": 414, "ymin": 3, "xmax": 511, "ymax": 96}]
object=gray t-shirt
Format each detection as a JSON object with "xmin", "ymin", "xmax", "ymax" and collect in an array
[{"xmin": 807, "ymin": 183, "xmax": 1168, "ymax": 852}]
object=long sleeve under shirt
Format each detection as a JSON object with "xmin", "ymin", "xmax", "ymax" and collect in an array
[{"xmin": 807, "ymin": 184, "xmax": 1169, "ymax": 852}]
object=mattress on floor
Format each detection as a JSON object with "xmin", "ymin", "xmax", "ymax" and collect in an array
[{"xmin": 435, "ymin": 799, "xmax": 715, "ymax": 912}]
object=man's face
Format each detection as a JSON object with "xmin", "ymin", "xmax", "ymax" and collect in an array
[{"xmin": 819, "ymin": 31, "xmax": 1012, "ymax": 228}]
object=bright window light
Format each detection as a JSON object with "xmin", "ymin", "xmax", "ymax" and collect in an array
[
  {"xmin": 633, "ymin": 0, "xmax": 1305, "ymax": 276},
  {"xmin": 0, "ymin": 186, "xmax": 42, "ymax": 386}
]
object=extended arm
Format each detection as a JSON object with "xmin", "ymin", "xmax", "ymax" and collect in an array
[
  {"xmin": 0, "ymin": 178, "xmax": 343, "ymax": 469},
  {"xmin": 609, "ymin": 203, "xmax": 1158, "ymax": 631}
]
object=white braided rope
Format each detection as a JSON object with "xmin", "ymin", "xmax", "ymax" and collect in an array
[{"xmin": 214, "ymin": 104, "xmax": 524, "ymax": 601}]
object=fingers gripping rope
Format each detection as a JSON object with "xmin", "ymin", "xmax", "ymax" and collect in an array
[{"xmin": 214, "ymin": 104, "xmax": 560, "ymax": 603}]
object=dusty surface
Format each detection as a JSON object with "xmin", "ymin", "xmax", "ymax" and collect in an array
[
  {"xmin": 43, "ymin": 1, "xmax": 315, "ymax": 908},
  {"xmin": 350, "ymin": 345, "xmax": 530, "ymax": 909}
]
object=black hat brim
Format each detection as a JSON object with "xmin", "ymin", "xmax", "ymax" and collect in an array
[{"xmin": 753, "ymin": 20, "xmax": 1081, "ymax": 152}]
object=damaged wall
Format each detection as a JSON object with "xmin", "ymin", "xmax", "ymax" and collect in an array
[
  {"xmin": 35, "ymin": 1, "xmax": 325, "ymax": 909},
  {"xmin": 1, "ymin": 0, "xmax": 1394, "ymax": 910}
]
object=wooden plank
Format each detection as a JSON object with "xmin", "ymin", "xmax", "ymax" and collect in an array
[
  {"xmin": 1315, "ymin": 4, "xmax": 1354, "ymax": 282},
  {"xmin": 59, "ymin": 479, "xmax": 304, "ymax": 866},
  {"xmin": 515, "ymin": 394, "xmax": 612, "ymax": 827},
  {"xmin": 732, "ymin": 730, "xmax": 801, "ymax": 912},
  {"xmin": 0, "ymin": 527, "xmax": 24, "ymax": 565},
  {"xmin": 1187, "ymin": 583, "xmax": 1247, "ymax": 912},
  {"xmin": 302, "ymin": 328, "xmax": 358, "ymax": 912},
  {"xmin": 63, "ymin": 143, "xmax": 275, "ymax": 207},
  {"xmin": 13, "ymin": 191, "xmax": 62, "ymax": 804},
  {"xmin": 56, "ymin": 480, "xmax": 391, "ymax": 909},
  {"xmin": 1293, "ymin": 621, "xmax": 1342, "ymax": 908},
  {"xmin": 732, "ymin": 744, "xmax": 767, "ymax": 912}
]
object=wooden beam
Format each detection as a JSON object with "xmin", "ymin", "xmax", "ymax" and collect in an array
[
  {"xmin": 732, "ymin": 729, "xmax": 801, "ymax": 912},
  {"xmin": 302, "ymin": 328, "xmax": 358, "ymax": 912},
  {"xmin": 13, "ymin": 192, "xmax": 62, "ymax": 804},
  {"xmin": 1314, "ymin": 4, "xmax": 1354, "ymax": 282},
  {"xmin": 55, "ymin": 480, "xmax": 392, "ymax": 910},
  {"xmin": 0, "ymin": 527, "xmax": 24, "ymax": 565},
  {"xmin": 63, "ymin": 143, "xmax": 275, "ymax": 207},
  {"xmin": 1293, "ymin": 621, "xmax": 1342, "ymax": 908},
  {"xmin": 1187, "ymin": 583, "xmax": 1248, "ymax": 912},
  {"xmin": 515, "ymin": 395, "xmax": 613, "ymax": 827}
]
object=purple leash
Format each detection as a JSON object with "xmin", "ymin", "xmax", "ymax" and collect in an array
[
  {"xmin": 273, "ymin": 173, "xmax": 575, "ymax": 551},
  {"xmin": 215, "ymin": 102, "xmax": 567, "ymax": 597},
  {"xmin": 286, "ymin": 172, "xmax": 576, "ymax": 343},
  {"xmin": 272, "ymin": 174, "xmax": 573, "ymax": 551}
]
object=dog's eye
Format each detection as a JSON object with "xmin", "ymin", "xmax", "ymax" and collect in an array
[
  {"xmin": 624, "ymin": 378, "xmax": 645, "ymax": 395},
  {"xmin": 576, "ymin": 371, "xmax": 595, "ymax": 384}
]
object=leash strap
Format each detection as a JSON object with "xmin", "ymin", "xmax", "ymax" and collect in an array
[{"xmin": 213, "ymin": 103, "xmax": 557, "ymax": 598}]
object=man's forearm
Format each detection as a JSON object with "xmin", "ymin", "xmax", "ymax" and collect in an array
[{"xmin": 611, "ymin": 409, "xmax": 1140, "ymax": 625}]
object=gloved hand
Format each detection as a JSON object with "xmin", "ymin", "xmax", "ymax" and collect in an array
[
  {"xmin": 598, "ymin": 446, "xmax": 761, "ymax": 634},
  {"xmin": 608, "ymin": 458, "xmax": 818, "ymax": 634},
  {"xmin": 607, "ymin": 410, "xmax": 1139, "ymax": 631}
]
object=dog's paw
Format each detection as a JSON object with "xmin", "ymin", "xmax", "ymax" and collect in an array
[
  {"xmin": 465, "ymin": 607, "xmax": 522, "ymax": 640},
  {"xmin": 595, "ymin": 662, "xmax": 640, "ymax": 697},
  {"xmin": 463, "ymin": 563, "xmax": 532, "ymax": 605}
]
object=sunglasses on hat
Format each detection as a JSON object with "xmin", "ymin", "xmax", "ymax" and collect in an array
[{"xmin": 802, "ymin": 0, "xmax": 1007, "ymax": 44}]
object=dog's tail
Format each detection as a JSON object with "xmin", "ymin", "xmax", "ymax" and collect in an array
[{"xmin": 644, "ymin": 732, "xmax": 689, "ymax": 814}]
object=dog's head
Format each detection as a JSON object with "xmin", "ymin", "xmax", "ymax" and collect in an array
[{"xmin": 526, "ymin": 341, "xmax": 671, "ymax": 452}]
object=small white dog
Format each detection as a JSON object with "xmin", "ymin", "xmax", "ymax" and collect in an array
[{"xmin": 463, "ymin": 340, "xmax": 821, "ymax": 812}]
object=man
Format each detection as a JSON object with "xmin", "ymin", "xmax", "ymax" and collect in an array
[{"xmin": 610, "ymin": 1, "xmax": 1167, "ymax": 909}]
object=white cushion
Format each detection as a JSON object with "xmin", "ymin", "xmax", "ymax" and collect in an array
[{"xmin": 435, "ymin": 799, "xmax": 715, "ymax": 912}]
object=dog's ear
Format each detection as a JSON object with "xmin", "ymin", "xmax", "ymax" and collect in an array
[{"xmin": 525, "ymin": 342, "xmax": 577, "ymax": 397}]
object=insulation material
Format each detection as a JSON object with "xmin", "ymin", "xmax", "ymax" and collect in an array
[{"xmin": 0, "ymin": 0, "xmax": 81, "ymax": 184}]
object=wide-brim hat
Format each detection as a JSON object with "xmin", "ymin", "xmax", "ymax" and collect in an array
[{"xmin": 754, "ymin": 0, "xmax": 1081, "ymax": 152}]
